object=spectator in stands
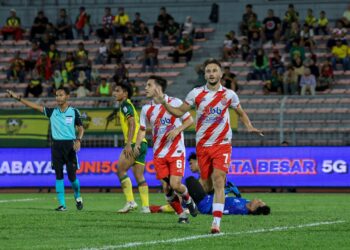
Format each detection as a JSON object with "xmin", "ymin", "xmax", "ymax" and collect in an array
[
  {"xmin": 122, "ymin": 22, "xmax": 135, "ymax": 46},
  {"xmin": 292, "ymin": 55, "xmax": 305, "ymax": 82},
  {"xmin": 305, "ymin": 8, "xmax": 317, "ymax": 28},
  {"xmin": 63, "ymin": 52, "xmax": 75, "ymax": 84},
  {"xmin": 162, "ymin": 18, "xmax": 180, "ymax": 45},
  {"xmin": 270, "ymin": 49, "xmax": 285, "ymax": 75},
  {"xmin": 222, "ymin": 31, "xmax": 239, "ymax": 61},
  {"xmin": 290, "ymin": 39, "xmax": 305, "ymax": 62},
  {"xmin": 304, "ymin": 58, "xmax": 319, "ymax": 80},
  {"xmin": 129, "ymin": 79, "xmax": 140, "ymax": 98},
  {"xmin": 48, "ymin": 70, "xmax": 64, "ymax": 96},
  {"xmin": 6, "ymin": 51, "xmax": 25, "ymax": 83},
  {"xmin": 56, "ymin": 8, "xmax": 73, "ymax": 40},
  {"xmin": 96, "ymin": 77, "xmax": 112, "ymax": 97},
  {"xmin": 194, "ymin": 64, "xmax": 205, "ymax": 86},
  {"xmin": 30, "ymin": 10, "xmax": 49, "ymax": 41},
  {"xmin": 153, "ymin": 7, "xmax": 173, "ymax": 39},
  {"xmin": 134, "ymin": 22, "xmax": 150, "ymax": 46},
  {"xmin": 240, "ymin": 4, "xmax": 256, "ymax": 36},
  {"xmin": 222, "ymin": 66, "xmax": 238, "ymax": 91},
  {"xmin": 25, "ymin": 69, "xmax": 43, "ymax": 97},
  {"xmin": 142, "ymin": 41, "xmax": 158, "ymax": 72},
  {"xmin": 317, "ymin": 61, "xmax": 334, "ymax": 91},
  {"xmin": 95, "ymin": 39, "xmax": 108, "ymax": 65},
  {"xmin": 172, "ymin": 31, "xmax": 193, "ymax": 63},
  {"xmin": 96, "ymin": 7, "xmax": 114, "ymax": 40},
  {"xmin": 113, "ymin": 7, "xmax": 130, "ymax": 37},
  {"xmin": 327, "ymin": 21, "xmax": 347, "ymax": 51},
  {"xmin": 241, "ymin": 37, "xmax": 251, "ymax": 61},
  {"xmin": 39, "ymin": 33, "xmax": 55, "ymax": 53},
  {"xmin": 250, "ymin": 31, "xmax": 263, "ymax": 55},
  {"xmin": 331, "ymin": 39, "xmax": 349, "ymax": 71},
  {"xmin": 247, "ymin": 13, "xmax": 262, "ymax": 42},
  {"xmin": 25, "ymin": 41, "xmax": 42, "ymax": 72},
  {"xmin": 340, "ymin": 4, "xmax": 350, "ymax": 28},
  {"xmin": 46, "ymin": 23, "xmax": 57, "ymax": 41},
  {"xmin": 133, "ymin": 12, "xmax": 145, "ymax": 34},
  {"xmin": 300, "ymin": 24, "xmax": 315, "ymax": 53},
  {"xmin": 74, "ymin": 70, "xmax": 90, "ymax": 91},
  {"xmin": 75, "ymin": 6, "xmax": 91, "ymax": 40},
  {"xmin": 315, "ymin": 11, "xmax": 329, "ymax": 35},
  {"xmin": 1, "ymin": 9, "xmax": 23, "ymax": 41},
  {"xmin": 112, "ymin": 62, "xmax": 129, "ymax": 84},
  {"xmin": 262, "ymin": 9, "xmax": 281, "ymax": 44},
  {"xmin": 35, "ymin": 52, "xmax": 52, "ymax": 81},
  {"xmin": 107, "ymin": 38, "xmax": 123, "ymax": 64},
  {"xmin": 299, "ymin": 67, "xmax": 316, "ymax": 95},
  {"xmin": 282, "ymin": 4, "xmax": 299, "ymax": 36},
  {"xmin": 283, "ymin": 22, "xmax": 300, "ymax": 52},
  {"xmin": 181, "ymin": 16, "xmax": 195, "ymax": 37},
  {"xmin": 263, "ymin": 69, "xmax": 283, "ymax": 94},
  {"xmin": 253, "ymin": 48, "xmax": 269, "ymax": 81},
  {"xmin": 283, "ymin": 65, "xmax": 298, "ymax": 95},
  {"xmin": 48, "ymin": 43, "xmax": 61, "ymax": 70},
  {"xmin": 74, "ymin": 42, "xmax": 91, "ymax": 78}
]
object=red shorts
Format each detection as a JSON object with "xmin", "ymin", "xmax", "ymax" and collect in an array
[
  {"xmin": 153, "ymin": 156, "xmax": 185, "ymax": 180},
  {"xmin": 196, "ymin": 144, "xmax": 232, "ymax": 180}
]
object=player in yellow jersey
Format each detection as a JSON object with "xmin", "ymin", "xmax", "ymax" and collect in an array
[{"xmin": 113, "ymin": 82, "xmax": 150, "ymax": 213}]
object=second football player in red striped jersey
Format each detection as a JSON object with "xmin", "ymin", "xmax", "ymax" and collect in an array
[
  {"xmin": 153, "ymin": 59, "xmax": 263, "ymax": 233},
  {"xmin": 134, "ymin": 75, "xmax": 198, "ymax": 223}
]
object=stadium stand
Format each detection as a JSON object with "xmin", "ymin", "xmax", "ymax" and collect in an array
[{"xmin": 1, "ymin": 1, "xmax": 350, "ymax": 147}]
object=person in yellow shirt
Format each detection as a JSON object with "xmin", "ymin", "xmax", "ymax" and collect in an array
[
  {"xmin": 315, "ymin": 11, "xmax": 329, "ymax": 35},
  {"xmin": 113, "ymin": 7, "xmax": 130, "ymax": 37},
  {"xmin": 331, "ymin": 39, "xmax": 349, "ymax": 71},
  {"xmin": 113, "ymin": 82, "xmax": 150, "ymax": 213},
  {"xmin": 1, "ymin": 9, "xmax": 24, "ymax": 41},
  {"xmin": 305, "ymin": 8, "xmax": 317, "ymax": 28}
]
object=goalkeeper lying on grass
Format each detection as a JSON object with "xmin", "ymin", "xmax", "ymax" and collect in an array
[{"xmin": 150, "ymin": 152, "xmax": 270, "ymax": 215}]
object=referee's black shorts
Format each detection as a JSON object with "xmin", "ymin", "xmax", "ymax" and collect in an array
[{"xmin": 51, "ymin": 140, "xmax": 78, "ymax": 172}]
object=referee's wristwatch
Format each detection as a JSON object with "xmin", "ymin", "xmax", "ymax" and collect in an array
[{"xmin": 76, "ymin": 137, "xmax": 82, "ymax": 142}]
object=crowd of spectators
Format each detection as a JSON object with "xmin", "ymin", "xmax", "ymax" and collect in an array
[
  {"xmin": 1, "ymin": 6, "xmax": 199, "ymax": 99},
  {"xmin": 221, "ymin": 3, "xmax": 350, "ymax": 96}
]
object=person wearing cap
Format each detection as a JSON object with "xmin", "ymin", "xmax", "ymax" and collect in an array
[
  {"xmin": 1, "ymin": 9, "xmax": 24, "ymax": 41},
  {"xmin": 113, "ymin": 7, "xmax": 130, "ymax": 37},
  {"xmin": 30, "ymin": 10, "xmax": 49, "ymax": 40}
]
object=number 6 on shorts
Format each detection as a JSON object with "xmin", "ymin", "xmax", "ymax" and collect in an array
[{"xmin": 176, "ymin": 160, "xmax": 182, "ymax": 168}]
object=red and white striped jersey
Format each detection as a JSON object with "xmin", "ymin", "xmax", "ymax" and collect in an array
[
  {"xmin": 185, "ymin": 84, "xmax": 240, "ymax": 147},
  {"xmin": 140, "ymin": 95, "xmax": 191, "ymax": 158}
]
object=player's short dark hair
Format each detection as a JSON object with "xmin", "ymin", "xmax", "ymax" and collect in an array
[
  {"xmin": 203, "ymin": 58, "xmax": 221, "ymax": 69},
  {"xmin": 57, "ymin": 87, "xmax": 70, "ymax": 95},
  {"xmin": 246, "ymin": 4, "xmax": 252, "ymax": 8},
  {"xmin": 149, "ymin": 75, "xmax": 167, "ymax": 92},
  {"xmin": 116, "ymin": 82, "xmax": 133, "ymax": 98},
  {"xmin": 188, "ymin": 152, "xmax": 197, "ymax": 161},
  {"xmin": 254, "ymin": 205, "xmax": 271, "ymax": 215}
]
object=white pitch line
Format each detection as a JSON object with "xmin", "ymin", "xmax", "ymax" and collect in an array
[
  {"xmin": 80, "ymin": 220, "xmax": 345, "ymax": 250},
  {"xmin": 0, "ymin": 198, "xmax": 41, "ymax": 203}
]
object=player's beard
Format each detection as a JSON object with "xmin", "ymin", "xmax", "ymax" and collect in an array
[{"xmin": 208, "ymin": 78, "xmax": 220, "ymax": 86}]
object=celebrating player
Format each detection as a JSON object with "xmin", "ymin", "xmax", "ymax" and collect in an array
[
  {"xmin": 134, "ymin": 75, "xmax": 198, "ymax": 223},
  {"xmin": 153, "ymin": 59, "xmax": 263, "ymax": 233},
  {"xmin": 7, "ymin": 88, "xmax": 84, "ymax": 211},
  {"xmin": 113, "ymin": 83, "xmax": 150, "ymax": 213}
]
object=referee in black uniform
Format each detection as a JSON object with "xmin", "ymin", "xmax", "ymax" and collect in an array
[{"xmin": 7, "ymin": 87, "xmax": 84, "ymax": 211}]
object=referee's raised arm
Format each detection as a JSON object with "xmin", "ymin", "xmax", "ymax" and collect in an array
[{"xmin": 6, "ymin": 89, "xmax": 44, "ymax": 113}]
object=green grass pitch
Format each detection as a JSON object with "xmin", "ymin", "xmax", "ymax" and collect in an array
[{"xmin": 0, "ymin": 192, "xmax": 349, "ymax": 250}]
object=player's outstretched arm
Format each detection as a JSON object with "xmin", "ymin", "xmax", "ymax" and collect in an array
[
  {"xmin": 153, "ymin": 88, "xmax": 191, "ymax": 117},
  {"xmin": 235, "ymin": 105, "xmax": 264, "ymax": 137},
  {"xmin": 6, "ymin": 89, "xmax": 44, "ymax": 113}
]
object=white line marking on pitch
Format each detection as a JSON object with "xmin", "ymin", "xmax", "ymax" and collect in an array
[
  {"xmin": 81, "ymin": 220, "xmax": 345, "ymax": 250},
  {"xmin": 0, "ymin": 198, "xmax": 41, "ymax": 203}
]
